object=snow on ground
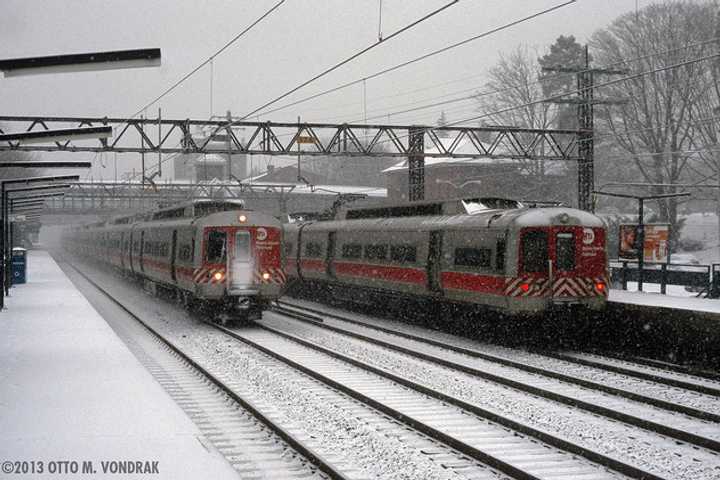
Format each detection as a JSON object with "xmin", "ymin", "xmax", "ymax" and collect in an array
[
  {"xmin": 610, "ymin": 287, "xmax": 720, "ymax": 313},
  {"xmin": 0, "ymin": 251, "xmax": 238, "ymax": 480}
]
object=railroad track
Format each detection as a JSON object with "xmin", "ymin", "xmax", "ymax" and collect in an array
[
  {"xmin": 61, "ymin": 259, "xmax": 520, "ymax": 480},
  {"xmin": 61, "ymin": 258, "xmax": 718, "ymax": 480},
  {"xmin": 265, "ymin": 299, "xmax": 720, "ymax": 480},
  {"xmin": 275, "ymin": 299, "xmax": 720, "ymax": 419},
  {"xmin": 59, "ymin": 260, "xmax": 343, "ymax": 480}
]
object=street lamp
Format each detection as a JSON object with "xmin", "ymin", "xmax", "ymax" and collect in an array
[
  {"xmin": 0, "ymin": 161, "xmax": 92, "ymax": 168},
  {"xmin": 0, "ymin": 48, "xmax": 161, "ymax": 77}
]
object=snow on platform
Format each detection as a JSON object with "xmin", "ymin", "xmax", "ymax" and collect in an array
[
  {"xmin": 0, "ymin": 251, "xmax": 238, "ymax": 479},
  {"xmin": 609, "ymin": 288, "xmax": 720, "ymax": 314}
]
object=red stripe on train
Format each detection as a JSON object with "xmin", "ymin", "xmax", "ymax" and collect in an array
[
  {"xmin": 334, "ymin": 261, "xmax": 426, "ymax": 285},
  {"xmin": 441, "ymin": 271, "xmax": 505, "ymax": 294}
]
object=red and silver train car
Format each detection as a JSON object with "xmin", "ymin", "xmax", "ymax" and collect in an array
[
  {"xmin": 64, "ymin": 200, "xmax": 285, "ymax": 317},
  {"xmin": 284, "ymin": 198, "xmax": 608, "ymax": 316}
]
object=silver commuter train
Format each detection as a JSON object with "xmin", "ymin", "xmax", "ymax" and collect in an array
[
  {"xmin": 63, "ymin": 200, "xmax": 286, "ymax": 317},
  {"xmin": 284, "ymin": 198, "xmax": 609, "ymax": 316}
]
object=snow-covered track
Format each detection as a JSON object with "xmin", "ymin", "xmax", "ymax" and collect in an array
[
  {"xmin": 275, "ymin": 300, "xmax": 720, "ymax": 420},
  {"xmin": 61, "ymin": 261, "xmax": 345, "ymax": 480},
  {"xmin": 63, "ymin": 259, "xmax": 519, "ymax": 480},
  {"xmin": 262, "ymin": 302, "xmax": 720, "ymax": 478},
  {"xmin": 544, "ymin": 351, "xmax": 720, "ymax": 397},
  {"xmin": 214, "ymin": 321, "xmax": 634, "ymax": 480}
]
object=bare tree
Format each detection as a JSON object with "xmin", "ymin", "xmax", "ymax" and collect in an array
[
  {"xmin": 591, "ymin": 1, "xmax": 718, "ymax": 241},
  {"xmin": 476, "ymin": 45, "xmax": 558, "ymax": 179}
]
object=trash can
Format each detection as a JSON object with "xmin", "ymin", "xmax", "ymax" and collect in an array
[{"xmin": 11, "ymin": 247, "xmax": 27, "ymax": 284}]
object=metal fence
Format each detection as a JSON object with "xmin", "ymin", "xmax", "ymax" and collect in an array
[{"xmin": 609, "ymin": 260, "xmax": 718, "ymax": 297}]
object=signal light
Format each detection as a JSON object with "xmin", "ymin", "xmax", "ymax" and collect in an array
[
  {"xmin": 262, "ymin": 272, "xmax": 271, "ymax": 280},
  {"xmin": 596, "ymin": 282, "xmax": 605, "ymax": 292},
  {"xmin": 520, "ymin": 283, "xmax": 530, "ymax": 292},
  {"xmin": 213, "ymin": 272, "xmax": 224, "ymax": 281}
]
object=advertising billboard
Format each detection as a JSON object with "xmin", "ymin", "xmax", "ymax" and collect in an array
[
  {"xmin": 618, "ymin": 224, "xmax": 669, "ymax": 263},
  {"xmin": 643, "ymin": 224, "xmax": 669, "ymax": 263}
]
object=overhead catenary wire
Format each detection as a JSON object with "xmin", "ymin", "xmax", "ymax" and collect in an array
[
  {"xmin": 128, "ymin": 0, "xmax": 287, "ymax": 120},
  {"xmin": 236, "ymin": 0, "xmax": 462, "ymax": 122},
  {"xmin": 253, "ymin": 0, "xmax": 578, "ymax": 119},
  {"xmin": 449, "ymin": 51, "xmax": 720, "ymax": 127},
  {"xmin": 125, "ymin": 37, "xmax": 720, "ymax": 184}
]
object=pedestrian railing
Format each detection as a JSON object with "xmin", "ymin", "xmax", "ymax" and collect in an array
[{"xmin": 609, "ymin": 260, "xmax": 713, "ymax": 296}]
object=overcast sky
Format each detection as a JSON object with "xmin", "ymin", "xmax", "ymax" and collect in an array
[{"xmin": 0, "ymin": 0, "xmax": 650, "ymax": 180}]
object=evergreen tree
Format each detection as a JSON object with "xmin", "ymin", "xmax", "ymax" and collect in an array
[{"xmin": 538, "ymin": 35, "xmax": 587, "ymax": 129}]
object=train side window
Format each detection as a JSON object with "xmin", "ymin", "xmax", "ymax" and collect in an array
[
  {"xmin": 556, "ymin": 232, "xmax": 575, "ymax": 271},
  {"xmin": 305, "ymin": 242, "xmax": 323, "ymax": 257},
  {"xmin": 390, "ymin": 244, "xmax": 417, "ymax": 263},
  {"xmin": 454, "ymin": 247, "xmax": 491, "ymax": 268},
  {"xmin": 495, "ymin": 238, "xmax": 506, "ymax": 272},
  {"xmin": 206, "ymin": 230, "xmax": 227, "ymax": 263},
  {"xmin": 341, "ymin": 244, "xmax": 362, "ymax": 259},
  {"xmin": 522, "ymin": 231, "xmax": 548, "ymax": 273},
  {"xmin": 364, "ymin": 244, "xmax": 387, "ymax": 261}
]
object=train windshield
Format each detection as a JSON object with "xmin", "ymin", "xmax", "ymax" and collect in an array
[
  {"xmin": 206, "ymin": 230, "xmax": 227, "ymax": 263},
  {"xmin": 234, "ymin": 231, "xmax": 251, "ymax": 262},
  {"xmin": 521, "ymin": 230, "xmax": 548, "ymax": 274}
]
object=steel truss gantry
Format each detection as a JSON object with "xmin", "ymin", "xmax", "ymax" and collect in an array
[{"xmin": 0, "ymin": 115, "xmax": 585, "ymax": 205}]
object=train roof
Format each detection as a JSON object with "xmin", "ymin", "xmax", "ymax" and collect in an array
[
  {"xmin": 336, "ymin": 197, "xmax": 524, "ymax": 220},
  {"xmin": 301, "ymin": 197, "xmax": 604, "ymax": 231}
]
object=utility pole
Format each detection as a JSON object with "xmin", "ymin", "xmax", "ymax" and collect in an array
[{"xmin": 543, "ymin": 45, "xmax": 627, "ymax": 212}]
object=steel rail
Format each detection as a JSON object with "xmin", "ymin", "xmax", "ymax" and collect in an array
[
  {"xmin": 62, "ymin": 262, "xmax": 350, "ymax": 480},
  {"xmin": 271, "ymin": 302, "xmax": 720, "ymax": 452},
  {"xmin": 246, "ymin": 308, "xmax": 663, "ymax": 480},
  {"xmin": 277, "ymin": 301, "xmax": 720, "ymax": 410}
]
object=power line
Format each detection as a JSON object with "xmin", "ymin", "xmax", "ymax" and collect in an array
[
  {"xmin": 449, "ymin": 51, "xmax": 720, "ymax": 127},
  {"xmin": 128, "ymin": 0, "xmax": 287, "ymax": 119},
  {"xmin": 254, "ymin": 0, "xmax": 578, "ymax": 119},
  {"xmin": 279, "ymin": 34, "xmax": 720, "ymax": 127},
  {"xmin": 238, "ymin": 0, "xmax": 461, "ymax": 121}
]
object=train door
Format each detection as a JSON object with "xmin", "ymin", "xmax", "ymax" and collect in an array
[
  {"xmin": 427, "ymin": 231, "xmax": 443, "ymax": 293},
  {"xmin": 170, "ymin": 230, "xmax": 177, "ymax": 283},
  {"xmin": 326, "ymin": 231, "xmax": 336, "ymax": 279},
  {"xmin": 139, "ymin": 231, "xmax": 145, "ymax": 273},
  {"xmin": 229, "ymin": 230, "xmax": 252, "ymax": 290}
]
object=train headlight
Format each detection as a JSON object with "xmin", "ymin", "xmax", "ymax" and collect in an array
[
  {"xmin": 238, "ymin": 214, "xmax": 247, "ymax": 223},
  {"xmin": 262, "ymin": 272, "xmax": 271, "ymax": 280},
  {"xmin": 213, "ymin": 272, "xmax": 224, "ymax": 281}
]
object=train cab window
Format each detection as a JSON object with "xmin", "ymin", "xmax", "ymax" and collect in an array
[
  {"xmin": 305, "ymin": 242, "xmax": 323, "ymax": 258},
  {"xmin": 341, "ymin": 244, "xmax": 362, "ymax": 259},
  {"xmin": 364, "ymin": 244, "xmax": 387, "ymax": 261},
  {"xmin": 556, "ymin": 232, "xmax": 575, "ymax": 271},
  {"xmin": 235, "ymin": 231, "xmax": 251, "ymax": 262},
  {"xmin": 495, "ymin": 238, "xmax": 506, "ymax": 272},
  {"xmin": 390, "ymin": 244, "xmax": 417, "ymax": 263},
  {"xmin": 454, "ymin": 247, "xmax": 491, "ymax": 268},
  {"xmin": 206, "ymin": 230, "xmax": 227, "ymax": 263},
  {"xmin": 521, "ymin": 231, "xmax": 548, "ymax": 273}
]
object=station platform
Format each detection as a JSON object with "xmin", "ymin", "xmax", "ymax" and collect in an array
[
  {"xmin": 0, "ymin": 250, "xmax": 238, "ymax": 479},
  {"xmin": 610, "ymin": 288, "xmax": 720, "ymax": 314}
]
